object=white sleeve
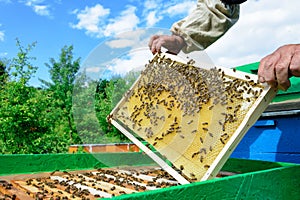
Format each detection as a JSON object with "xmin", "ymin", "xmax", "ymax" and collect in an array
[{"xmin": 171, "ymin": 0, "xmax": 240, "ymax": 53}]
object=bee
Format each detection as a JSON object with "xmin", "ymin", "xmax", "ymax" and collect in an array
[
  {"xmin": 200, "ymin": 137, "xmax": 203, "ymax": 144},
  {"xmin": 204, "ymin": 165, "xmax": 210, "ymax": 169},
  {"xmin": 107, "ymin": 114, "xmax": 114, "ymax": 123},
  {"xmin": 191, "ymin": 130, "xmax": 197, "ymax": 134},
  {"xmin": 199, "ymin": 148, "xmax": 207, "ymax": 154},
  {"xmin": 192, "ymin": 152, "xmax": 199, "ymax": 158},
  {"xmin": 202, "ymin": 122, "xmax": 208, "ymax": 125},
  {"xmin": 245, "ymin": 75, "xmax": 251, "ymax": 79},
  {"xmin": 111, "ymin": 186, "xmax": 116, "ymax": 191},
  {"xmin": 50, "ymin": 170, "xmax": 59, "ymax": 176},
  {"xmin": 202, "ymin": 127, "xmax": 208, "ymax": 131},
  {"xmin": 200, "ymin": 156, "xmax": 204, "ymax": 163},
  {"xmin": 247, "ymin": 88, "xmax": 252, "ymax": 94},
  {"xmin": 180, "ymin": 165, "xmax": 184, "ymax": 170},
  {"xmin": 187, "ymin": 120, "xmax": 193, "ymax": 125}
]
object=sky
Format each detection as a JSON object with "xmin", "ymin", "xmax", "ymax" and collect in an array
[{"xmin": 0, "ymin": 0, "xmax": 300, "ymax": 86}]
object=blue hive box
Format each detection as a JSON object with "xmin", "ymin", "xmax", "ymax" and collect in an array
[{"xmin": 231, "ymin": 62, "xmax": 300, "ymax": 163}]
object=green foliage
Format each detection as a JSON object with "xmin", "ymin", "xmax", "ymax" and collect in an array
[
  {"xmin": 0, "ymin": 39, "xmax": 68, "ymax": 154},
  {"xmin": 0, "ymin": 39, "xmax": 141, "ymax": 154},
  {"xmin": 72, "ymin": 73, "xmax": 102, "ymax": 144},
  {"xmin": 41, "ymin": 45, "xmax": 81, "ymax": 144},
  {"xmin": 0, "ymin": 59, "xmax": 8, "ymax": 85},
  {"xmin": 0, "ymin": 83, "xmax": 67, "ymax": 153},
  {"xmin": 8, "ymin": 39, "xmax": 38, "ymax": 84},
  {"xmin": 95, "ymin": 71, "xmax": 140, "ymax": 142}
]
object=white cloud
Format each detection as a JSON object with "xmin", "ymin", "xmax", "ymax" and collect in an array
[
  {"xmin": 164, "ymin": 1, "xmax": 196, "ymax": 17},
  {"xmin": 142, "ymin": 0, "xmax": 196, "ymax": 27},
  {"xmin": 146, "ymin": 10, "xmax": 163, "ymax": 27},
  {"xmin": 0, "ymin": 31, "xmax": 4, "ymax": 42},
  {"xmin": 0, "ymin": 24, "xmax": 4, "ymax": 42},
  {"xmin": 71, "ymin": 1, "xmax": 197, "ymax": 38},
  {"xmin": 206, "ymin": 0, "xmax": 300, "ymax": 68},
  {"xmin": 33, "ymin": 5, "xmax": 50, "ymax": 16},
  {"xmin": 107, "ymin": 49, "xmax": 153, "ymax": 75},
  {"xmin": 23, "ymin": 0, "xmax": 44, "ymax": 6},
  {"xmin": 106, "ymin": 39, "xmax": 136, "ymax": 49},
  {"xmin": 0, "ymin": 52, "xmax": 8, "ymax": 57},
  {"xmin": 103, "ymin": 6, "xmax": 140, "ymax": 37},
  {"xmin": 143, "ymin": 0, "xmax": 161, "ymax": 11},
  {"xmin": 71, "ymin": 4, "xmax": 110, "ymax": 36},
  {"xmin": 105, "ymin": 29, "xmax": 164, "ymax": 49},
  {"xmin": 86, "ymin": 66, "xmax": 101, "ymax": 73},
  {"xmin": 72, "ymin": 5, "xmax": 139, "ymax": 38},
  {"xmin": 0, "ymin": 23, "xmax": 4, "ymax": 42},
  {"xmin": 22, "ymin": 0, "xmax": 51, "ymax": 17}
]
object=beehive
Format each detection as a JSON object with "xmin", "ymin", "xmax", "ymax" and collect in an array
[
  {"xmin": 0, "ymin": 167, "xmax": 179, "ymax": 200},
  {"xmin": 109, "ymin": 53, "xmax": 277, "ymax": 183}
]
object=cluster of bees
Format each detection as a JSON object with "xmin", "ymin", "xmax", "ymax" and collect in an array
[
  {"xmin": 112, "ymin": 53, "xmax": 264, "ymax": 181},
  {"xmin": 0, "ymin": 180, "xmax": 16, "ymax": 200},
  {"xmin": 0, "ymin": 167, "xmax": 238, "ymax": 200},
  {"xmin": 2, "ymin": 168, "xmax": 179, "ymax": 200}
]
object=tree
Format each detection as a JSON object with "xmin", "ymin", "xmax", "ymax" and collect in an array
[
  {"xmin": 9, "ymin": 39, "xmax": 38, "ymax": 84},
  {"xmin": 94, "ymin": 71, "xmax": 140, "ymax": 142},
  {"xmin": 40, "ymin": 45, "xmax": 81, "ymax": 144},
  {"xmin": 0, "ymin": 39, "xmax": 65, "ymax": 154},
  {"xmin": 0, "ymin": 59, "xmax": 8, "ymax": 85}
]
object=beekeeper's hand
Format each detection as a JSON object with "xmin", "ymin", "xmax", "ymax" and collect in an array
[
  {"xmin": 148, "ymin": 35, "xmax": 186, "ymax": 55},
  {"xmin": 258, "ymin": 44, "xmax": 300, "ymax": 91}
]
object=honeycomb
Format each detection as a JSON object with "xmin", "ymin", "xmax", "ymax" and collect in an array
[
  {"xmin": 110, "ymin": 53, "xmax": 276, "ymax": 182},
  {"xmin": 0, "ymin": 167, "xmax": 179, "ymax": 200},
  {"xmin": 0, "ymin": 167, "xmax": 238, "ymax": 199}
]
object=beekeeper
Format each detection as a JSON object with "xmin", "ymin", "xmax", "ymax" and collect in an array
[{"xmin": 148, "ymin": 0, "xmax": 300, "ymax": 91}]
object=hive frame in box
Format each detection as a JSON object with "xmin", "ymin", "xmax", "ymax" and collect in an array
[{"xmin": 109, "ymin": 52, "xmax": 277, "ymax": 184}]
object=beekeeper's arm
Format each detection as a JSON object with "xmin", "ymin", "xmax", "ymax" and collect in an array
[{"xmin": 149, "ymin": 0, "xmax": 240, "ymax": 54}]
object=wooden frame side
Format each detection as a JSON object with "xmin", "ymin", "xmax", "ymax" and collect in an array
[
  {"xmin": 111, "ymin": 119, "xmax": 190, "ymax": 185},
  {"xmin": 201, "ymin": 85, "xmax": 277, "ymax": 181}
]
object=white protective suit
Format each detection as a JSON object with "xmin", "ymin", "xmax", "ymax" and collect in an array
[{"xmin": 171, "ymin": 0, "xmax": 240, "ymax": 53}]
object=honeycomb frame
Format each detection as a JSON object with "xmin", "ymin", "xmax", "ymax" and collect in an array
[{"xmin": 109, "ymin": 53, "xmax": 277, "ymax": 184}]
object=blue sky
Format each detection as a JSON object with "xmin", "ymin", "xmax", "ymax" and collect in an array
[
  {"xmin": 0, "ymin": 0, "xmax": 195, "ymax": 86},
  {"xmin": 0, "ymin": 0, "xmax": 300, "ymax": 86}
]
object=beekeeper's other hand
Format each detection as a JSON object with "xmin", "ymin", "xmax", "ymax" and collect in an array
[{"xmin": 258, "ymin": 44, "xmax": 300, "ymax": 91}]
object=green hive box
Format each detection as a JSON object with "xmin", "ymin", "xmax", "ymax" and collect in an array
[{"xmin": 0, "ymin": 153, "xmax": 299, "ymax": 200}]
